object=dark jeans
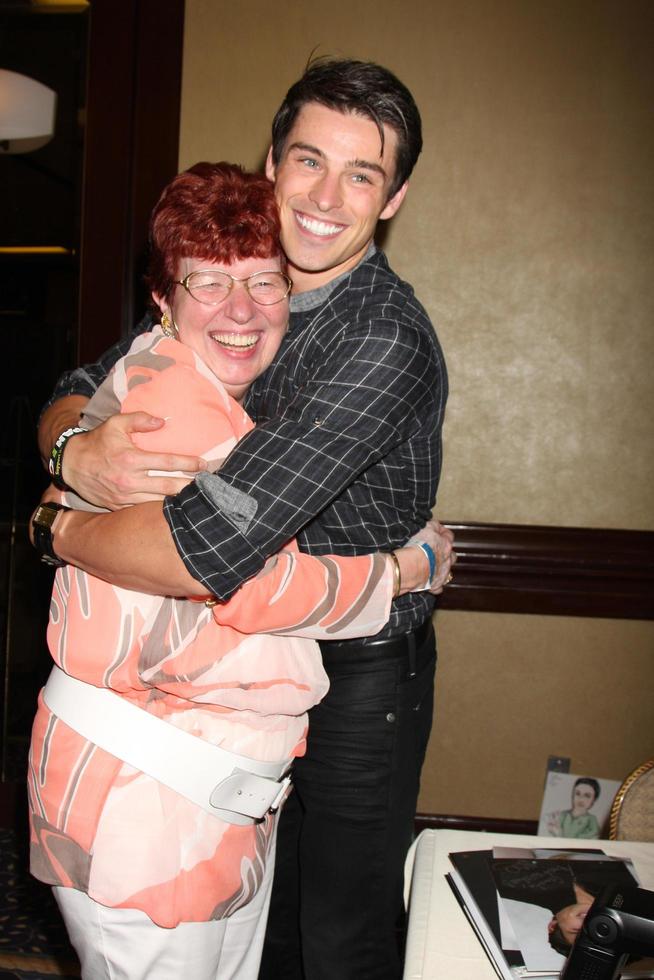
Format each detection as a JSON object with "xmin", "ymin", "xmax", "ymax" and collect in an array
[{"xmin": 258, "ymin": 621, "xmax": 436, "ymax": 980}]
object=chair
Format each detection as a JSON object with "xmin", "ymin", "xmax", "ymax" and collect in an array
[{"xmin": 608, "ymin": 758, "xmax": 654, "ymax": 842}]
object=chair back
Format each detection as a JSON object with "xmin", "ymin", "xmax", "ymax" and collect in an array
[{"xmin": 609, "ymin": 759, "xmax": 654, "ymax": 841}]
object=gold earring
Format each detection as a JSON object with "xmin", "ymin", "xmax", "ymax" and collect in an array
[{"xmin": 161, "ymin": 311, "xmax": 178, "ymax": 338}]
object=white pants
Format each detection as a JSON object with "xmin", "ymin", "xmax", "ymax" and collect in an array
[{"xmin": 53, "ymin": 833, "xmax": 276, "ymax": 980}]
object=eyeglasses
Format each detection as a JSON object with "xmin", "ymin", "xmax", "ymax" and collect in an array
[{"xmin": 174, "ymin": 269, "xmax": 292, "ymax": 307}]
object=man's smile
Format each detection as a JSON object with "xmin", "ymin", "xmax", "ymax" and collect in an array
[{"xmin": 294, "ymin": 210, "xmax": 347, "ymax": 238}]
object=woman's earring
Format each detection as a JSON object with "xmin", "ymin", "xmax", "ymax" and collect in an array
[{"xmin": 161, "ymin": 311, "xmax": 178, "ymax": 338}]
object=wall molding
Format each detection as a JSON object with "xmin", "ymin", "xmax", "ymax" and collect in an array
[
  {"xmin": 438, "ymin": 523, "xmax": 654, "ymax": 620},
  {"xmin": 415, "ymin": 812, "xmax": 538, "ymax": 836}
]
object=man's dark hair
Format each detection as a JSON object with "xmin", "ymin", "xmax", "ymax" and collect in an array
[
  {"xmin": 271, "ymin": 58, "xmax": 423, "ymax": 198},
  {"xmin": 574, "ymin": 777, "xmax": 600, "ymax": 802},
  {"xmin": 548, "ymin": 922, "xmax": 572, "ymax": 956}
]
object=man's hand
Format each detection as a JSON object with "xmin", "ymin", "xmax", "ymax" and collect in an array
[
  {"xmin": 61, "ymin": 413, "xmax": 207, "ymax": 509},
  {"xmin": 407, "ymin": 519, "xmax": 456, "ymax": 594}
]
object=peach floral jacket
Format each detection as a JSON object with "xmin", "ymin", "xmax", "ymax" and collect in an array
[{"xmin": 28, "ymin": 328, "xmax": 392, "ymax": 926}]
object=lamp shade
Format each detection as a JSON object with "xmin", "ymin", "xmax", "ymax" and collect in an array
[{"xmin": 0, "ymin": 69, "xmax": 57, "ymax": 153}]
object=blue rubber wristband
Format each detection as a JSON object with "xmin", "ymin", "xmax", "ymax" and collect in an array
[{"xmin": 417, "ymin": 542, "xmax": 437, "ymax": 583}]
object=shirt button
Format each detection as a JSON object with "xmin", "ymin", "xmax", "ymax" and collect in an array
[
  {"xmin": 313, "ymin": 418, "xmax": 323, "ymax": 426},
  {"xmin": 386, "ymin": 712, "xmax": 396, "ymax": 723}
]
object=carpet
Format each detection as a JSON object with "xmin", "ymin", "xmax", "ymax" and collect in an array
[{"xmin": 0, "ymin": 829, "xmax": 79, "ymax": 979}]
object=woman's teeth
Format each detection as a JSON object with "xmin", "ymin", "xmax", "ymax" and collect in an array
[{"xmin": 211, "ymin": 332, "xmax": 258, "ymax": 349}]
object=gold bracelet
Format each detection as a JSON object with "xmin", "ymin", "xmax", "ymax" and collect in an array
[{"xmin": 389, "ymin": 551, "xmax": 402, "ymax": 598}]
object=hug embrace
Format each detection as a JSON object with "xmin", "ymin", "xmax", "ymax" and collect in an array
[{"xmin": 31, "ymin": 59, "xmax": 453, "ymax": 980}]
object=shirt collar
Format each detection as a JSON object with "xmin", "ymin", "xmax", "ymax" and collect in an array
[{"xmin": 289, "ymin": 243, "xmax": 377, "ymax": 313}]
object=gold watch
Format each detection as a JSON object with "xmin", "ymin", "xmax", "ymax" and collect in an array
[{"xmin": 32, "ymin": 502, "xmax": 70, "ymax": 567}]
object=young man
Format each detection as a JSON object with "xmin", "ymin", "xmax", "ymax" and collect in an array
[{"xmin": 37, "ymin": 60, "xmax": 451, "ymax": 979}]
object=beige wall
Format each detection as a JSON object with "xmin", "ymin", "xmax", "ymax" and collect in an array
[
  {"xmin": 426, "ymin": 612, "xmax": 654, "ymax": 819},
  {"xmin": 180, "ymin": 0, "xmax": 654, "ymax": 819}
]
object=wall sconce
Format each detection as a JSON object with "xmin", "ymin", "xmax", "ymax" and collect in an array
[{"xmin": 0, "ymin": 68, "xmax": 57, "ymax": 154}]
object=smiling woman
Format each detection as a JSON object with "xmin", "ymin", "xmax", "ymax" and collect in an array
[
  {"xmin": 146, "ymin": 162, "xmax": 292, "ymax": 403},
  {"xmin": 157, "ymin": 255, "xmax": 291, "ymax": 405}
]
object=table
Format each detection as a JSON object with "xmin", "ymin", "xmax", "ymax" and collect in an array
[{"xmin": 402, "ymin": 829, "xmax": 654, "ymax": 979}]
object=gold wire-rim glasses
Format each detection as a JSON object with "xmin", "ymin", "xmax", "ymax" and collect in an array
[{"xmin": 174, "ymin": 269, "xmax": 292, "ymax": 307}]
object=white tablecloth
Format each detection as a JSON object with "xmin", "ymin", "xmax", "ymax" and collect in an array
[{"xmin": 403, "ymin": 829, "xmax": 654, "ymax": 980}]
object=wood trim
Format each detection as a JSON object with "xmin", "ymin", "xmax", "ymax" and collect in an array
[
  {"xmin": 78, "ymin": 0, "xmax": 184, "ymax": 363},
  {"xmin": 415, "ymin": 812, "xmax": 538, "ymax": 836},
  {"xmin": 437, "ymin": 523, "xmax": 654, "ymax": 620}
]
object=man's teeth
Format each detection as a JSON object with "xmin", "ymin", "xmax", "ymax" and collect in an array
[
  {"xmin": 296, "ymin": 213, "xmax": 343, "ymax": 237},
  {"xmin": 211, "ymin": 333, "xmax": 258, "ymax": 348}
]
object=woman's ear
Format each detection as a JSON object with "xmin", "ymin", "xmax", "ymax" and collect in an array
[
  {"xmin": 153, "ymin": 293, "xmax": 174, "ymax": 328},
  {"xmin": 153, "ymin": 293, "xmax": 178, "ymax": 337},
  {"xmin": 152, "ymin": 292, "xmax": 166, "ymax": 317}
]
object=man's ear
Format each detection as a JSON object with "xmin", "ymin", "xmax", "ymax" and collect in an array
[
  {"xmin": 547, "ymin": 917, "xmax": 557, "ymax": 936},
  {"xmin": 380, "ymin": 180, "xmax": 409, "ymax": 221},
  {"xmin": 265, "ymin": 146, "xmax": 276, "ymax": 183}
]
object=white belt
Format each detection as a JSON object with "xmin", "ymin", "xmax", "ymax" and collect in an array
[{"xmin": 42, "ymin": 666, "xmax": 293, "ymax": 826}]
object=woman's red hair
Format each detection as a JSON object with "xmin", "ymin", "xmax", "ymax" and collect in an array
[{"xmin": 146, "ymin": 162, "xmax": 283, "ymax": 303}]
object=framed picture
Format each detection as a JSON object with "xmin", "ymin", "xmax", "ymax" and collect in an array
[{"xmin": 537, "ymin": 771, "xmax": 621, "ymax": 839}]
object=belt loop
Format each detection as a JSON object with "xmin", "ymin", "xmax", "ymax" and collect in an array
[{"xmin": 407, "ymin": 632, "xmax": 417, "ymax": 678}]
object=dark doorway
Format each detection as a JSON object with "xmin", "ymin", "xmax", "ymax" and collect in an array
[{"xmin": 0, "ymin": 0, "xmax": 184, "ymax": 808}]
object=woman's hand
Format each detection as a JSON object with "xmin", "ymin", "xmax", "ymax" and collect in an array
[{"xmin": 393, "ymin": 519, "xmax": 456, "ymax": 595}]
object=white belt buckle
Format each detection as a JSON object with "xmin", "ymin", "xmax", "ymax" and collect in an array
[
  {"xmin": 269, "ymin": 773, "xmax": 293, "ymax": 814},
  {"xmin": 208, "ymin": 766, "xmax": 294, "ymax": 825}
]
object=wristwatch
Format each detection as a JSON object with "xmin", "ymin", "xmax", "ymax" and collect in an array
[{"xmin": 32, "ymin": 502, "xmax": 70, "ymax": 567}]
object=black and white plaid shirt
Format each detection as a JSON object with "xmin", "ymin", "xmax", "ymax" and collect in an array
[{"xmin": 47, "ymin": 247, "xmax": 448, "ymax": 636}]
